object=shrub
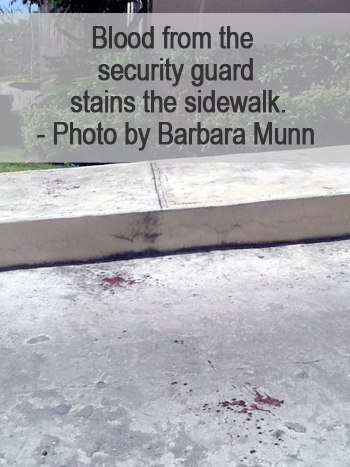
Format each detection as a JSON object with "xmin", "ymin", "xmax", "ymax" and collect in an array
[{"xmin": 0, "ymin": 95, "xmax": 22, "ymax": 145}]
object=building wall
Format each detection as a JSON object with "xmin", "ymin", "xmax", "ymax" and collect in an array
[{"xmin": 153, "ymin": 0, "xmax": 350, "ymax": 13}]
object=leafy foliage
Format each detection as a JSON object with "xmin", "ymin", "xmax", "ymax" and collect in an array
[
  {"xmin": 257, "ymin": 36, "xmax": 350, "ymax": 95},
  {"xmin": 20, "ymin": 34, "xmax": 350, "ymax": 159},
  {"xmin": 0, "ymin": 16, "xmax": 39, "ymax": 78}
]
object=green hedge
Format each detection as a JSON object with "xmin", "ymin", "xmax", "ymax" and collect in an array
[{"xmin": 21, "ymin": 36, "xmax": 350, "ymax": 159}]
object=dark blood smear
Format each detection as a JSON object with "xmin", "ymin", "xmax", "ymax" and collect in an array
[
  {"xmin": 103, "ymin": 276, "xmax": 136, "ymax": 287},
  {"xmin": 218, "ymin": 389, "xmax": 284, "ymax": 414},
  {"xmin": 254, "ymin": 390, "xmax": 284, "ymax": 407},
  {"xmin": 222, "ymin": 400, "xmax": 246, "ymax": 407}
]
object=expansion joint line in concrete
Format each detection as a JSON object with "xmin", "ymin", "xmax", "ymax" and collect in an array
[{"xmin": 150, "ymin": 162, "xmax": 168, "ymax": 209}]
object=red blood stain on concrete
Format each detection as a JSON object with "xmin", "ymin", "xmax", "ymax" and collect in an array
[
  {"xmin": 102, "ymin": 276, "xmax": 136, "ymax": 288},
  {"xmin": 254, "ymin": 390, "xmax": 284, "ymax": 407},
  {"xmin": 217, "ymin": 386, "xmax": 284, "ymax": 415}
]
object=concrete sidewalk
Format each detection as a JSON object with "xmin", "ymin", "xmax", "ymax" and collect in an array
[
  {"xmin": 0, "ymin": 240, "xmax": 350, "ymax": 466},
  {"xmin": 1, "ymin": 145, "xmax": 350, "ymax": 269}
]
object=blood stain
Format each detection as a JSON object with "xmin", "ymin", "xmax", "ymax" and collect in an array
[
  {"xmin": 208, "ymin": 360, "xmax": 216, "ymax": 370},
  {"xmin": 253, "ymin": 390, "xmax": 284, "ymax": 407},
  {"xmin": 103, "ymin": 276, "xmax": 136, "ymax": 288}
]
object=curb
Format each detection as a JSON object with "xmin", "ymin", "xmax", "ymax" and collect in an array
[{"xmin": 1, "ymin": 149, "xmax": 350, "ymax": 268}]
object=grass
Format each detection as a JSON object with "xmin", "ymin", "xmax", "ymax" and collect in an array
[
  {"xmin": 0, "ymin": 146, "xmax": 74, "ymax": 172},
  {"xmin": 0, "ymin": 163, "xmax": 71, "ymax": 172}
]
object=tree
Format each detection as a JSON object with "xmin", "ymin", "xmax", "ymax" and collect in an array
[
  {"xmin": 0, "ymin": 13, "xmax": 39, "ymax": 77},
  {"xmin": 11, "ymin": 0, "xmax": 153, "ymax": 13}
]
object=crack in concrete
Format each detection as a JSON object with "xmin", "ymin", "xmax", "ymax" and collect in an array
[
  {"xmin": 293, "ymin": 359, "xmax": 324, "ymax": 365},
  {"xmin": 150, "ymin": 163, "xmax": 169, "ymax": 209}
]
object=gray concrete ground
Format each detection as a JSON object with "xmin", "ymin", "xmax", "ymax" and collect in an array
[{"xmin": 1, "ymin": 240, "xmax": 350, "ymax": 466}]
